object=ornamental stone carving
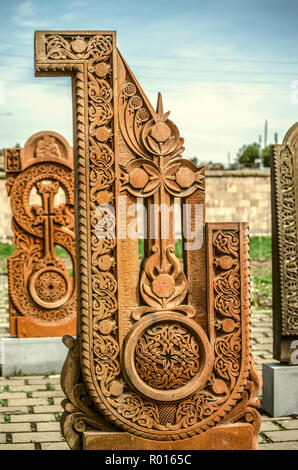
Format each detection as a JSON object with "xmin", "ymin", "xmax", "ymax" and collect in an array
[
  {"xmin": 4, "ymin": 131, "xmax": 76, "ymax": 337},
  {"xmin": 271, "ymin": 124, "xmax": 298, "ymax": 363},
  {"xmin": 35, "ymin": 30, "xmax": 261, "ymax": 450}
]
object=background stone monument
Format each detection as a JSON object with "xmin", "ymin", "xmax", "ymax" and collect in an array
[
  {"xmin": 262, "ymin": 123, "xmax": 298, "ymax": 416},
  {"xmin": 2, "ymin": 131, "xmax": 76, "ymax": 375},
  {"xmin": 35, "ymin": 30, "xmax": 261, "ymax": 450}
]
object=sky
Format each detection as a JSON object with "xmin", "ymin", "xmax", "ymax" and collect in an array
[{"xmin": 1, "ymin": 0, "xmax": 298, "ymax": 164}]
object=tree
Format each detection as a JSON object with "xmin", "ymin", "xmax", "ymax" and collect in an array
[
  {"xmin": 236, "ymin": 142, "xmax": 261, "ymax": 168},
  {"xmin": 261, "ymin": 146, "xmax": 271, "ymax": 167}
]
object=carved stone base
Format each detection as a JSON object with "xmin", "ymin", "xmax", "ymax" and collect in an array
[
  {"xmin": 10, "ymin": 316, "xmax": 76, "ymax": 338},
  {"xmin": 83, "ymin": 423, "xmax": 256, "ymax": 450}
]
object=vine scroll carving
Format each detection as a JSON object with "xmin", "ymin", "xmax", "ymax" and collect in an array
[
  {"xmin": 271, "ymin": 123, "xmax": 298, "ymax": 363},
  {"xmin": 4, "ymin": 131, "xmax": 76, "ymax": 338},
  {"xmin": 35, "ymin": 30, "xmax": 261, "ymax": 450}
]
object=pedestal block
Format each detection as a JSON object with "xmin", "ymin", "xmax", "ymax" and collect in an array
[
  {"xmin": 262, "ymin": 362, "xmax": 298, "ymax": 417},
  {"xmin": 83, "ymin": 424, "xmax": 255, "ymax": 450},
  {"xmin": 1, "ymin": 337, "xmax": 69, "ymax": 376}
]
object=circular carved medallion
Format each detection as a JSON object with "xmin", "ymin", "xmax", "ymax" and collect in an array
[
  {"xmin": 29, "ymin": 267, "xmax": 73, "ymax": 310},
  {"xmin": 123, "ymin": 312, "xmax": 213, "ymax": 402}
]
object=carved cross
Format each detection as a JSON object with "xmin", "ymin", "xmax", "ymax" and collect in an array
[{"xmin": 32, "ymin": 181, "xmax": 60, "ymax": 260}]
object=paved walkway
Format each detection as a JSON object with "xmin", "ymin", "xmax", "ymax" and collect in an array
[{"xmin": 0, "ymin": 275, "xmax": 297, "ymax": 450}]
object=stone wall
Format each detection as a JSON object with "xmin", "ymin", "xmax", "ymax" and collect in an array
[
  {"xmin": 0, "ymin": 169, "xmax": 271, "ymax": 241},
  {"xmin": 205, "ymin": 169, "xmax": 271, "ymax": 236}
]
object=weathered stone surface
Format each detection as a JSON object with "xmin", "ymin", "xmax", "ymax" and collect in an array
[
  {"xmin": 270, "ymin": 126, "xmax": 298, "ymax": 363},
  {"xmin": 4, "ymin": 131, "xmax": 76, "ymax": 338},
  {"xmin": 83, "ymin": 424, "xmax": 254, "ymax": 450},
  {"xmin": 35, "ymin": 29, "xmax": 261, "ymax": 450}
]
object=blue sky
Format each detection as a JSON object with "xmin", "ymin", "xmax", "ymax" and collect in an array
[{"xmin": 1, "ymin": 0, "xmax": 298, "ymax": 164}]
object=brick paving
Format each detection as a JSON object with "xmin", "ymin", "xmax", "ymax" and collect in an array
[{"xmin": 0, "ymin": 275, "xmax": 297, "ymax": 451}]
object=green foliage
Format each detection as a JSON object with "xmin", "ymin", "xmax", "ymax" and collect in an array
[
  {"xmin": 236, "ymin": 142, "xmax": 261, "ymax": 168},
  {"xmin": 261, "ymin": 146, "xmax": 271, "ymax": 167},
  {"xmin": 45, "ymin": 383, "xmax": 55, "ymax": 391},
  {"xmin": 250, "ymin": 236, "xmax": 272, "ymax": 259},
  {"xmin": 55, "ymin": 245, "xmax": 69, "ymax": 259},
  {"xmin": 252, "ymin": 275, "xmax": 272, "ymax": 298},
  {"xmin": 0, "ymin": 242, "xmax": 15, "ymax": 259}
]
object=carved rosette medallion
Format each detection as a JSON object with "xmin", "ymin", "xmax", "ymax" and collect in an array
[
  {"xmin": 35, "ymin": 31, "xmax": 261, "ymax": 449},
  {"xmin": 4, "ymin": 131, "xmax": 76, "ymax": 336},
  {"xmin": 124, "ymin": 313, "xmax": 212, "ymax": 402}
]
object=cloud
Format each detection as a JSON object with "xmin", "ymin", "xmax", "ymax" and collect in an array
[{"xmin": 12, "ymin": 0, "xmax": 48, "ymax": 28}]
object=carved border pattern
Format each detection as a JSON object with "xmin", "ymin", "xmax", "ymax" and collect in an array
[
  {"xmin": 272, "ymin": 145, "xmax": 298, "ymax": 335},
  {"xmin": 35, "ymin": 33, "xmax": 261, "ymax": 445},
  {"xmin": 6, "ymin": 152, "xmax": 76, "ymax": 327}
]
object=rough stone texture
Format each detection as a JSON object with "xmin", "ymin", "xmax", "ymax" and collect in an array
[{"xmin": 206, "ymin": 170, "xmax": 271, "ymax": 236}]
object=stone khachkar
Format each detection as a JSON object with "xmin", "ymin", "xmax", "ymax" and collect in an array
[
  {"xmin": 35, "ymin": 31, "xmax": 261, "ymax": 450},
  {"xmin": 4, "ymin": 131, "xmax": 76, "ymax": 338},
  {"xmin": 270, "ymin": 123, "xmax": 298, "ymax": 363},
  {"xmin": 262, "ymin": 124, "xmax": 298, "ymax": 417}
]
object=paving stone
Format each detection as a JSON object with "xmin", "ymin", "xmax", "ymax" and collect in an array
[
  {"xmin": 0, "ymin": 443, "xmax": 35, "ymax": 450},
  {"xmin": 10, "ymin": 413, "xmax": 59, "ymax": 423},
  {"xmin": 8, "ymin": 398, "xmax": 50, "ymax": 406},
  {"xmin": 263, "ymin": 430, "xmax": 298, "ymax": 442},
  {"xmin": 260, "ymin": 421, "xmax": 280, "ymax": 432},
  {"xmin": 53, "ymin": 398, "xmax": 63, "ymax": 405},
  {"xmin": 0, "ymin": 379, "xmax": 25, "ymax": 385},
  {"xmin": 0, "ymin": 406, "xmax": 28, "ymax": 414},
  {"xmin": 31, "ymin": 391, "xmax": 64, "ymax": 398},
  {"xmin": 8, "ymin": 385, "xmax": 50, "ymax": 392},
  {"xmin": 0, "ymin": 434, "xmax": 5, "ymax": 443},
  {"xmin": 33, "ymin": 405, "xmax": 63, "ymax": 413},
  {"xmin": 12, "ymin": 431, "xmax": 63, "ymax": 443},
  {"xmin": 259, "ymin": 441, "xmax": 298, "ymax": 450},
  {"xmin": 280, "ymin": 420, "xmax": 298, "ymax": 430},
  {"xmin": 260, "ymin": 414, "xmax": 292, "ymax": 421},
  {"xmin": 41, "ymin": 442, "xmax": 69, "ymax": 450},
  {"xmin": 37, "ymin": 421, "xmax": 61, "ymax": 432},
  {"xmin": 0, "ymin": 392, "xmax": 27, "ymax": 399},
  {"xmin": 27, "ymin": 378, "xmax": 60, "ymax": 385},
  {"xmin": 0, "ymin": 422, "xmax": 31, "ymax": 432}
]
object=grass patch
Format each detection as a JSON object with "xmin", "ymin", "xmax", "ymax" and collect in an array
[
  {"xmin": 250, "ymin": 236, "xmax": 271, "ymax": 260},
  {"xmin": 0, "ymin": 385, "xmax": 10, "ymax": 393},
  {"xmin": 0, "ymin": 242, "xmax": 15, "ymax": 259},
  {"xmin": 45, "ymin": 383, "xmax": 55, "ymax": 392},
  {"xmin": 252, "ymin": 275, "xmax": 272, "ymax": 298},
  {"xmin": 28, "ymin": 406, "xmax": 34, "ymax": 414},
  {"xmin": 0, "ymin": 399, "xmax": 8, "ymax": 407}
]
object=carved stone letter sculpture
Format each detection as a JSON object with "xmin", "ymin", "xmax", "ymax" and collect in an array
[
  {"xmin": 271, "ymin": 124, "xmax": 298, "ymax": 363},
  {"xmin": 35, "ymin": 31, "xmax": 261, "ymax": 450},
  {"xmin": 4, "ymin": 131, "xmax": 76, "ymax": 337}
]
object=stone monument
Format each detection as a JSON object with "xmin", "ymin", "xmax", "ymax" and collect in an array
[
  {"xmin": 1, "ymin": 131, "xmax": 76, "ymax": 375},
  {"xmin": 262, "ymin": 123, "xmax": 298, "ymax": 416},
  {"xmin": 35, "ymin": 30, "xmax": 261, "ymax": 450}
]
